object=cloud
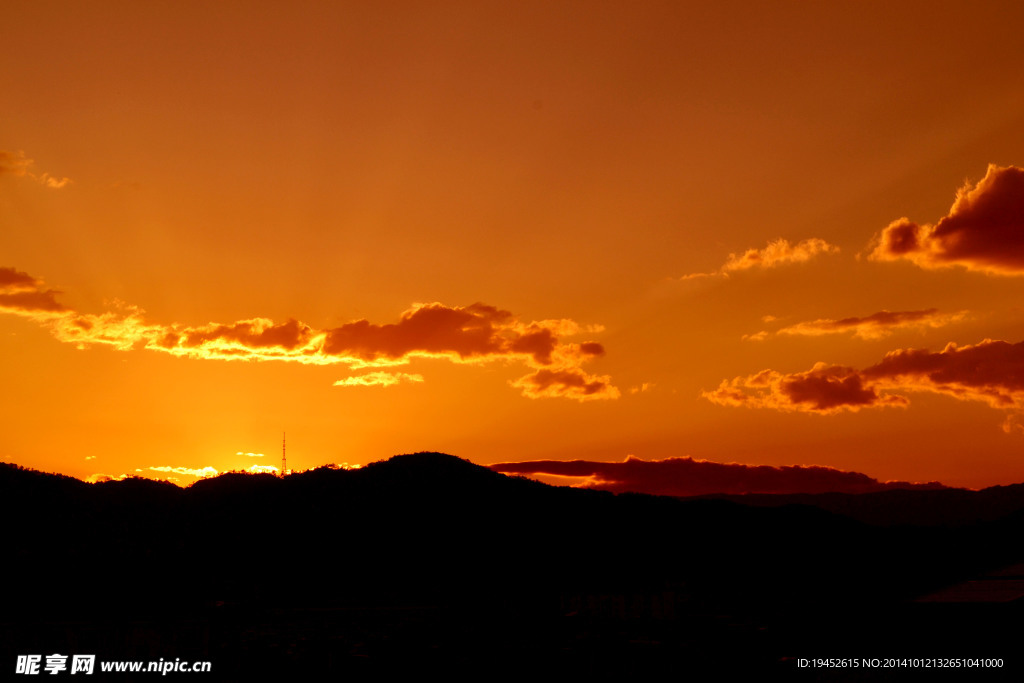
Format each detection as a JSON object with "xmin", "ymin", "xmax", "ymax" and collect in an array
[
  {"xmin": 236, "ymin": 452, "xmax": 265, "ymax": 457},
  {"xmin": 144, "ymin": 463, "xmax": 279, "ymax": 479},
  {"xmin": 147, "ymin": 465, "xmax": 219, "ymax": 478},
  {"xmin": 677, "ymin": 271, "xmax": 719, "ymax": 282},
  {"xmin": 173, "ymin": 318, "xmax": 315, "ymax": 351},
  {"xmin": 333, "ymin": 371, "xmax": 425, "ymax": 387},
  {"xmin": 2, "ymin": 267, "xmax": 616, "ymax": 400},
  {"xmin": 0, "ymin": 150, "xmax": 71, "ymax": 189},
  {"xmin": 0, "ymin": 267, "xmax": 41, "ymax": 290},
  {"xmin": 861, "ymin": 339, "xmax": 1024, "ymax": 412},
  {"xmin": 681, "ymin": 238, "xmax": 839, "ymax": 280},
  {"xmin": 723, "ymin": 238, "xmax": 840, "ymax": 272},
  {"xmin": 489, "ymin": 456, "xmax": 942, "ymax": 496},
  {"xmin": 0, "ymin": 268, "xmax": 70, "ymax": 315},
  {"xmin": 85, "ymin": 473, "xmax": 128, "ymax": 483},
  {"xmin": 772, "ymin": 309, "xmax": 966, "ymax": 340},
  {"xmin": 0, "ymin": 151, "xmax": 33, "ymax": 177},
  {"xmin": 869, "ymin": 164, "xmax": 1024, "ymax": 275},
  {"xmin": 510, "ymin": 367, "xmax": 620, "ymax": 401},
  {"xmin": 36, "ymin": 173, "xmax": 72, "ymax": 189},
  {"xmin": 320, "ymin": 302, "xmax": 512, "ymax": 363},
  {"xmin": 704, "ymin": 363, "xmax": 910, "ymax": 414},
  {"xmin": 0, "ymin": 289, "xmax": 70, "ymax": 314},
  {"xmin": 705, "ymin": 338, "xmax": 1024, "ymax": 430}
]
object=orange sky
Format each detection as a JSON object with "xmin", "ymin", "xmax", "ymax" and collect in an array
[{"xmin": 3, "ymin": 1, "xmax": 1024, "ymax": 489}]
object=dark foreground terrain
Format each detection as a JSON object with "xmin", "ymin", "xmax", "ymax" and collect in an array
[{"xmin": 3, "ymin": 453, "xmax": 1023, "ymax": 680}]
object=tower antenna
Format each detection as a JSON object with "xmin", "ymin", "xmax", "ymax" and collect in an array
[{"xmin": 281, "ymin": 431, "xmax": 287, "ymax": 477}]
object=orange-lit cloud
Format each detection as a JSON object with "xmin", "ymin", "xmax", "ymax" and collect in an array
[
  {"xmin": 682, "ymin": 238, "xmax": 839, "ymax": 280},
  {"xmin": 745, "ymin": 308, "xmax": 966, "ymax": 341},
  {"xmin": 704, "ymin": 363, "xmax": 910, "ymax": 414},
  {"xmin": 723, "ymin": 238, "xmax": 840, "ymax": 272},
  {"xmin": 85, "ymin": 473, "xmax": 129, "ymax": 484},
  {"xmin": 0, "ymin": 267, "xmax": 69, "ymax": 314},
  {"xmin": 0, "ymin": 267, "xmax": 41, "ymax": 289},
  {"xmin": 742, "ymin": 330, "xmax": 771, "ymax": 342},
  {"xmin": 0, "ymin": 150, "xmax": 72, "ymax": 188},
  {"xmin": 169, "ymin": 318, "xmax": 315, "ymax": 352},
  {"xmin": 706, "ymin": 338, "xmax": 1024, "ymax": 430},
  {"xmin": 0, "ymin": 289, "xmax": 69, "ymax": 314},
  {"xmin": 145, "ymin": 464, "xmax": 280, "ymax": 479},
  {"xmin": 321, "ymin": 302, "xmax": 536, "ymax": 365},
  {"xmin": 489, "ymin": 455, "xmax": 942, "ymax": 496},
  {"xmin": 510, "ymin": 367, "xmax": 620, "ymax": 401},
  {"xmin": 0, "ymin": 150, "xmax": 33, "ymax": 177},
  {"xmin": 148, "ymin": 465, "xmax": 219, "ymax": 478},
  {"xmin": 2, "ymin": 267, "xmax": 616, "ymax": 400},
  {"xmin": 869, "ymin": 164, "xmax": 1024, "ymax": 275},
  {"xmin": 333, "ymin": 371, "xmax": 425, "ymax": 388}
]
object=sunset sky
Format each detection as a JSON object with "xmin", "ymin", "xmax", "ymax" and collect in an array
[{"xmin": 4, "ymin": 1, "xmax": 1024, "ymax": 489}]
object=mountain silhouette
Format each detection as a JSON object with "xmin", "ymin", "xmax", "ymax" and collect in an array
[{"xmin": 3, "ymin": 454, "xmax": 1023, "ymax": 678}]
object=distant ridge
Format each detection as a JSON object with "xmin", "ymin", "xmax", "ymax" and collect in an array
[
  {"xmin": 489, "ymin": 455, "xmax": 948, "ymax": 496},
  {"xmin": 5, "ymin": 454, "xmax": 1024, "ymax": 527}
]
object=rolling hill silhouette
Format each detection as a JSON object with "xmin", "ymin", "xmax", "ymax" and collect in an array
[{"xmin": 3, "ymin": 454, "xmax": 1023, "ymax": 678}]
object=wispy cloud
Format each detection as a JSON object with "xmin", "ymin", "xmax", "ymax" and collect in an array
[
  {"xmin": 334, "ymin": 371, "xmax": 425, "ymax": 387},
  {"xmin": 0, "ymin": 150, "xmax": 72, "ymax": 189},
  {"xmin": 745, "ymin": 308, "xmax": 967, "ymax": 341},
  {"xmin": 722, "ymin": 238, "xmax": 840, "ymax": 272},
  {"xmin": 869, "ymin": 164, "xmax": 1024, "ymax": 275},
  {"xmin": 681, "ymin": 238, "xmax": 839, "ymax": 280}
]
